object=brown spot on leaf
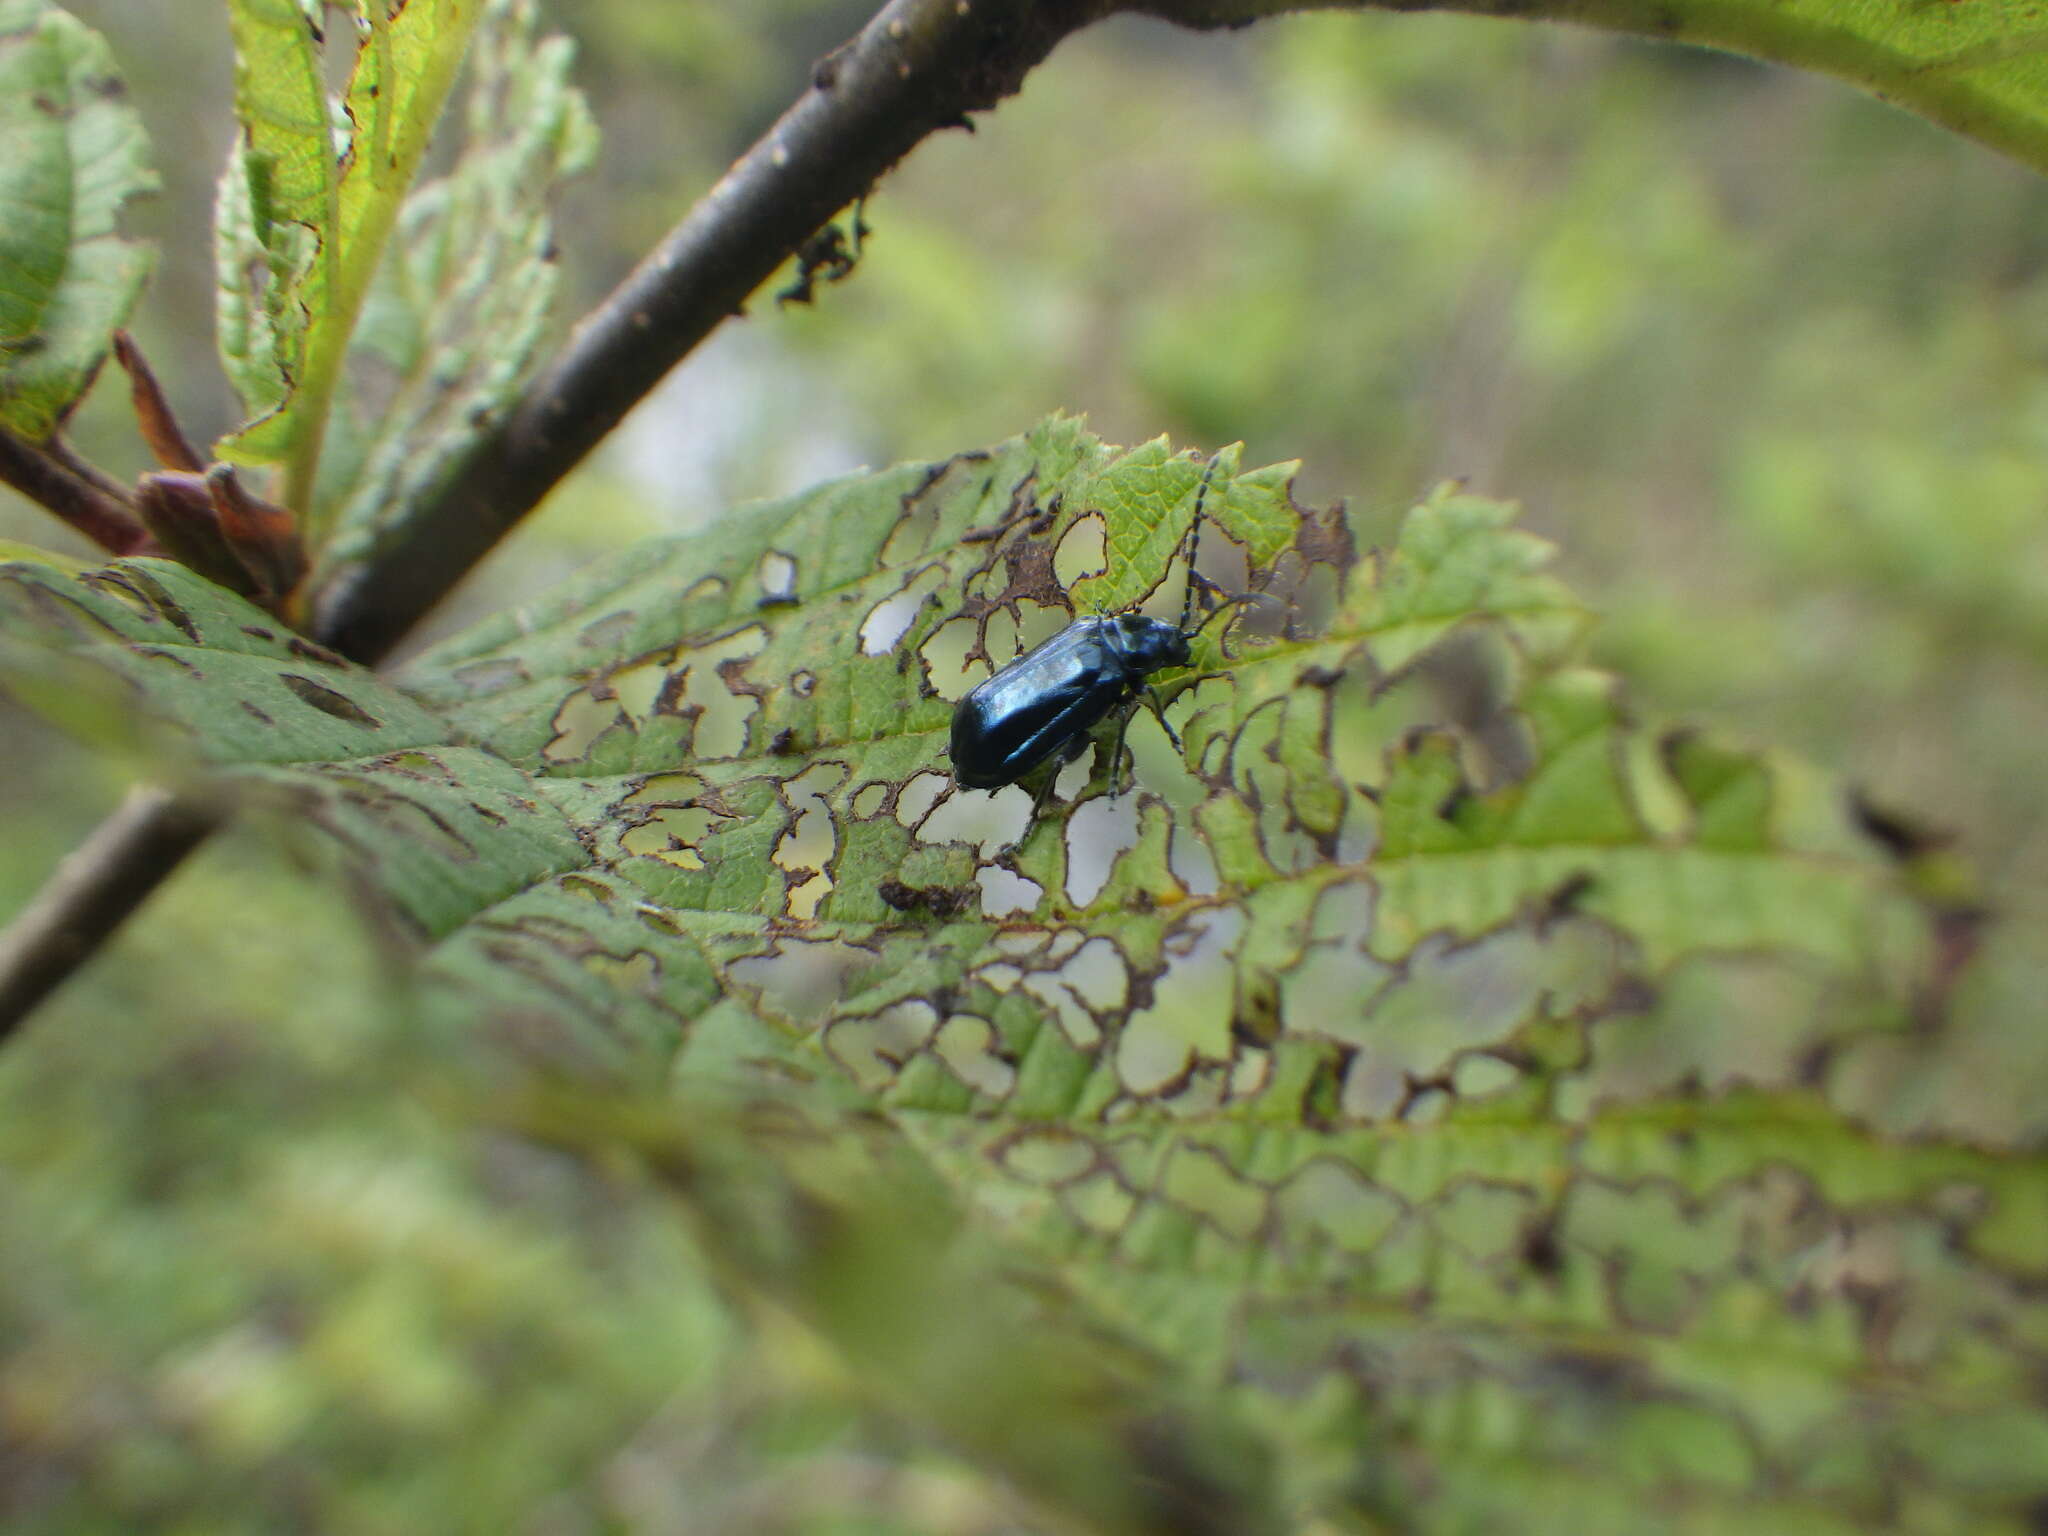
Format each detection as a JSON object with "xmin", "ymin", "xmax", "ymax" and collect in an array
[
  {"xmin": 995, "ymin": 526, "xmax": 1064, "ymax": 610},
  {"xmin": 1850, "ymin": 790, "xmax": 1951, "ymax": 860},
  {"xmin": 1520, "ymin": 1211, "xmax": 1564, "ymax": 1277},
  {"xmin": 132, "ymin": 646, "xmax": 198, "ymax": 674},
  {"xmin": 961, "ymin": 470, "xmax": 1043, "ymax": 545},
  {"xmin": 87, "ymin": 570, "xmax": 202, "ymax": 642},
  {"xmin": 877, "ymin": 878, "xmax": 975, "ymax": 919},
  {"xmin": 281, "ymin": 674, "xmax": 381, "ymax": 726},
  {"xmin": 1538, "ymin": 871, "xmax": 1596, "ymax": 931},
  {"xmin": 1291, "ymin": 500, "xmax": 1357, "ymax": 576},
  {"xmin": 286, "ymin": 635, "xmax": 346, "ymax": 668},
  {"xmin": 1536, "ymin": 1346, "xmax": 1642, "ymax": 1401},
  {"xmin": 450, "ymin": 657, "xmax": 529, "ymax": 696}
]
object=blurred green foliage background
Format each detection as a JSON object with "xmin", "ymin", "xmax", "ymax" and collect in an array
[{"xmin": 3, "ymin": 1, "xmax": 2045, "ymax": 1527}]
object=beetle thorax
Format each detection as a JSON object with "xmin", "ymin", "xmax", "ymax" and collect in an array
[{"xmin": 1104, "ymin": 612, "xmax": 1191, "ymax": 677}]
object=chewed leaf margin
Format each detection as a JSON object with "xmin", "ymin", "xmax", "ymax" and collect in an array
[{"xmin": 215, "ymin": 0, "xmax": 484, "ymax": 516}]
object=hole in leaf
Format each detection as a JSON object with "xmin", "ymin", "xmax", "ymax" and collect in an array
[
  {"xmin": 980, "ymin": 606, "xmax": 1019, "ymax": 665},
  {"xmin": 1058, "ymin": 936, "xmax": 1129, "ymax": 1012},
  {"xmin": 997, "ymin": 1130, "xmax": 1098, "ymax": 1185},
  {"xmin": 1064, "ymin": 1175, "xmax": 1137, "ymax": 1234},
  {"xmin": 828, "ymin": 1000, "xmax": 939, "ymax": 1090},
  {"xmin": 1276, "ymin": 1163, "xmax": 1405, "ymax": 1255},
  {"xmin": 1053, "ymin": 513, "xmax": 1108, "ymax": 587},
  {"xmin": 1118, "ymin": 906, "xmax": 1245, "ymax": 1095},
  {"xmin": 919, "ymin": 616, "xmax": 984, "ymax": 701},
  {"xmin": 894, "ymin": 771, "xmax": 950, "ymax": 829},
  {"xmin": 773, "ymin": 763, "xmax": 846, "ymax": 917},
  {"xmin": 757, "ymin": 550, "xmax": 797, "ymax": 604},
  {"xmin": 921, "ymin": 786, "xmax": 1029, "ymax": 853},
  {"xmin": 679, "ymin": 626, "xmax": 768, "ymax": 757},
  {"xmin": 1294, "ymin": 909, "xmax": 1623, "ymax": 1122},
  {"xmin": 787, "ymin": 874, "xmax": 831, "ymax": 921},
  {"xmin": 544, "ymin": 689, "xmax": 623, "ymax": 763},
  {"xmin": 1019, "ymin": 969, "xmax": 1103, "ymax": 1049},
  {"xmin": 1010, "ymin": 598, "xmax": 1069, "ymax": 655},
  {"xmin": 860, "ymin": 565, "xmax": 946, "ymax": 655},
  {"xmin": 1403, "ymin": 1087, "xmax": 1450, "ymax": 1124},
  {"xmin": 1229, "ymin": 1051, "xmax": 1271, "ymax": 1100},
  {"xmin": 610, "ymin": 658, "xmax": 668, "ymax": 718},
  {"xmin": 621, "ymin": 807, "xmax": 718, "ymax": 868},
  {"xmin": 975, "ymin": 864, "xmax": 1041, "ymax": 917},
  {"xmin": 1064, "ymin": 793, "xmax": 1140, "ymax": 907},
  {"xmin": 729, "ymin": 938, "xmax": 875, "ymax": 1027},
  {"xmin": 861, "ymin": 591, "xmax": 923, "ymax": 656},
  {"xmin": 1168, "ymin": 823, "xmax": 1220, "ymax": 897},
  {"xmin": 934, "ymin": 1014, "xmax": 1016, "ymax": 1097},
  {"xmin": 1452, "ymin": 1054, "xmax": 1520, "ymax": 1098}
]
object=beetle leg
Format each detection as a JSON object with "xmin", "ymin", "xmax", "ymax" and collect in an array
[
  {"xmin": 1104, "ymin": 690, "xmax": 1184, "ymax": 796},
  {"xmin": 1142, "ymin": 687, "xmax": 1183, "ymax": 754},
  {"xmin": 1012, "ymin": 736, "xmax": 1086, "ymax": 851},
  {"xmin": 1006, "ymin": 775, "xmax": 1056, "ymax": 854},
  {"xmin": 1106, "ymin": 706, "xmax": 1136, "ymax": 795}
]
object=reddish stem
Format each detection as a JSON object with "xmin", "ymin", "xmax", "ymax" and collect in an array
[{"xmin": 0, "ymin": 426, "xmax": 150, "ymax": 554}]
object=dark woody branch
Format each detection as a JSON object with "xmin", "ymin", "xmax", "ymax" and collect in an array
[
  {"xmin": 0, "ymin": 787, "xmax": 218, "ymax": 1041},
  {"xmin": 312, "ymin": 0, "xmax": 1107, "ymax": 662}
]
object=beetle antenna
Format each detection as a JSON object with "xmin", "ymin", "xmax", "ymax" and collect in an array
[{"xmin": 1178, "ymin": 452, "xmax": 1223, "ymax": 636}]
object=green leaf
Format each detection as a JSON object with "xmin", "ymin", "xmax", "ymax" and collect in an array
[
  {"xmin": 0, "ymin": 0, "xmax": 157, "ymax": 441},
  {"xmin": 0, "ymin": 555, "xmax": 443, "ymax": 765},
  {"xmin": 1182, "ymin": 0, "xmax": 2048, "ymax": 178},
  {"xmin": 311, "ymin": 0, "xmax": 594, "ymax": 570},
  {"xmin": 214, "ymin": 0, "xmax": 484, "ymax": 517},
  {"xmin": 2, "ymin": 420, "xmax": 2038, "ymax": 1528}
]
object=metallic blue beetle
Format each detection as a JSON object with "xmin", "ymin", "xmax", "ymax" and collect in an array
[{"xmin": 948, "ymin": 456, "xmax": 1224, "ymax": 823}]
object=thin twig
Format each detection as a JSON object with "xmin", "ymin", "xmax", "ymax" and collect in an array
[
  {"xmin": 0, "ymin": 786, "xmax": 219, "ymax": 1039},
  {"xmin": 42, "ymin": 432, "xmax": 141, "ymax": 510},
  {"xmin": 0, "ymin": 426, "xmax": 150, "ymax": 554},
  {"xmin": 311, "ymin": 0, "xmax": 1103, "ymax": 661}
]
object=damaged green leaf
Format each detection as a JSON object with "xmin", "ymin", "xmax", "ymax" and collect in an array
[
  {"xmin": 0, "ymin": 418, "xmax": 2035, "ymax": 1529},
  {"xmin": 214, "ymin": 0, "xmax": 486, "ymax": 517}
]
